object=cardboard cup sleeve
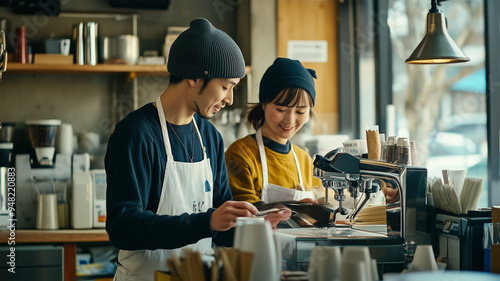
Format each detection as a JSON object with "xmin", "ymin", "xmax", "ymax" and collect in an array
[{"xmin": 366, "ymin": 129, "xmax": 381, "ymax": 160}]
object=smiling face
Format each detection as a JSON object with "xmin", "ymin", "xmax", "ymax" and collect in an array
[
  {"xmin": 192, "ymin": 78, "xmax": 240, "ymax": 119},
  {"xmin": 261, "ymin": 88, "xmax": 312, "ymax": 145}
]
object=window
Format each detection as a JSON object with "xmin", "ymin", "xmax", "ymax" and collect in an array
[
  {"xmin": 338, "ymin": 0, "xmax": 499, "ymax": 206},
  {"xmin": 387, "ymin": 0, "xmax": 489, "ymax": 207}
]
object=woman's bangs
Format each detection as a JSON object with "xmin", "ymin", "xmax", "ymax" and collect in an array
[{"xmin": 273, "ymin": 88, "xmax": 310, "ymax": 107}]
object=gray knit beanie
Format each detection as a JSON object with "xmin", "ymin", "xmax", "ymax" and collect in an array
[
  {"xmin": 167, "ymin": 18, "xmax": 246, "ymax": 80},
  {"xmin": 259, "ymin": 58, "xmax": 317, "ymax": 105}
]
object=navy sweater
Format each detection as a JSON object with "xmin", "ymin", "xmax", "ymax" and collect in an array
[{"xmin": 105, "ymin": 103, "xmax": 233, "ymax": 251}]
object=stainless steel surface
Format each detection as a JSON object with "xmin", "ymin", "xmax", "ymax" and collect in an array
[
  {"xmin": 314, "ymin": 152, "xmax": 407, "ymax": 238},
  {"xmin": 279, "ymin": 225, "xmax": 387, "ymax": 238},
  {"xmin": 277, "ymin": 226, "xmax": 406, "ymax": 271},
  {"xmin": 36, "ymin": 193, "xmax": 59, "ymax": 230},
  {"xmin": 0, "ymin": 167, "xmax": 7, "ymax": 211},
  {"xmin": 0, "ymin": 30, "xmax": 7, "ymax": 83},
  {"xmin": 101, "ymin": 35, "xmax": 139, "ymax": 65},
  {"xmin": 0, "ymin": 122, "xmax": 15, "ymax": 143},
  {"xmin": 0, "ymin": 18, "xmax": 6, "ymax": 32},
  {"xmin": 72, "ymin": 22, "xmax": 85, "ymax": 65}
]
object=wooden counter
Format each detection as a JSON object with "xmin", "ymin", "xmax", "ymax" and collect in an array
[
  {"xmin": 0, "ymin": 229, "xmax": 109, "ymax": 243},
  {"xmin": 0, "ymin": 229, "xmax": 111, "ymax": 281}
]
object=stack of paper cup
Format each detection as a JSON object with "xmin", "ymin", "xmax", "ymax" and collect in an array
[
  {"xmin": 340, "ymin": 260, "xmax": 368, "ymax": 281},
  {"xmin": 411, "ymin": 245, "xmax": 438, "ymax": 272},
  {"xmin": 371, "ymin": 259, "xmax": 379, "ymax": 281},
  {"xmin": 341, "ymin": 247, "xmax": 377, "ymax": 281},
  {"xmin": 309, "ymin": 246, "xmax": 341, "ymax": 281},
  {"xmin": 444, "ymin": 169, "xmax": 467, "ymax": 197},
  {"xmin": 343, "ymin": 140, "xmax": 361, "ymax": 157}
]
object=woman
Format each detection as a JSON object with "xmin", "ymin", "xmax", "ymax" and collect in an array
[{"xmin": 225, "ymin": 58, "xmax": 322, "ymax": 206}]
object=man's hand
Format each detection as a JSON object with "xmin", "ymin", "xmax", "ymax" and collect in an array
[
  {"xmin": 210, "ymin": 201, "xmax": 258, "ymax": 232},
  {"xmin": 264, "ymin": 208, "xmax": 292, "ymax": 230}
]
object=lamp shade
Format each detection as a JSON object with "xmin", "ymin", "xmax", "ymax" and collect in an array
[{"xmin": 405, "ymin": 11, "xmax": 469, "ymax": 64}]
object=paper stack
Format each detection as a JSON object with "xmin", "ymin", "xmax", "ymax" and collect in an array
[{"xmin": 427, "ymin": 170, "xmax": 483, "ymax": 215}]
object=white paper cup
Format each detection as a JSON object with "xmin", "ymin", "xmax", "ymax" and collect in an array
[
  {"xmin": 343, "ymin": 140, "xmax": 361, "ymax": 156},
  {"xmin": 371, "ymin": 259, "xmax": 379, "ymax": 281},
  {"xmin": 342, "ymin": 247, "xmax": 373, "ymax": 280},
  {"xmin": 358, "ymin": 139, "xmax": 368, "ymax": 155},
  {"xmin": 341, "ymin": 260, "xmax": 368, "ymax": 281},
  {"xmin": 411, "ymin": 245, "xmax": 437, "ymax": 272},
  {"xmin": 78, "ymin": 132, "xmax": 100, "ymax": 154},
  {"xmin": 309, "ymin": 246, "xmax": 341, "ymax": 281},
  {"xmin": 447, "ymin": 169, "xmax": 467, "ymax": 196},
  {"xmin": 233, "ymin": 218, "xmax": 280, "ymax": 281}
]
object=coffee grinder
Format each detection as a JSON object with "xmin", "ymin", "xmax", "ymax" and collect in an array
[
  {"xmin": 16, "ymin": 119, "xmax": 90, "ymax": 229},
  {"xmin": 25, "ymin": 119, "xmax": 61, "ymax": 167}
]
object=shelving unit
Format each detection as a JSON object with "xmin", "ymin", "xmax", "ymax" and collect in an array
[
  {"xmin": 7, "ymin": 62, "xmax": 169, "ymax": 76},
  {"xmin": 0, "ymin": 229, "xmax": 110, "ymax": 281}
]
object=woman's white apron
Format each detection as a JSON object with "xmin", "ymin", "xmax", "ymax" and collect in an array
[{"xmin": 256, "ymin": 128, "xmax": 313, "ymax": 203}]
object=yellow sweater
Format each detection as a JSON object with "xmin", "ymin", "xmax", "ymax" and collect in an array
[{"xmin": 225, "ymin": 135, "xmax": 322, "ymax": 203}]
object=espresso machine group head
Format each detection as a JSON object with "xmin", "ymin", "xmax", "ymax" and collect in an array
[{"xmin": 313, "ymin": 150, "xmax": 407, "ymax": 238}]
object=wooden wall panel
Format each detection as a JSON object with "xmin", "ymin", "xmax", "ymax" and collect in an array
[{"xmin": 277, "ymin": 0, "xmax": 339, "ymax": 135}]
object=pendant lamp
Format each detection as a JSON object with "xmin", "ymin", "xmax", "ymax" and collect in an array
[{"xmin": 405, "ymin": 0, "xmax": 469, "ymax": 64}]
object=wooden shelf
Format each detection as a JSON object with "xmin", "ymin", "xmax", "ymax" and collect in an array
[
  {"xmin": 7, "ymin": 63, "xmax": 252, "ymax": 76},
  {"xmin": 0, "ymin": 229, "xmax": 111, "ymax": 281},
  {"xmin": 6, "ymin": 62, "xmax": 169, "ymax": 76},
  {"xmin": 0, "ymin": 229, "xmax": 109, "ymax": 243}
]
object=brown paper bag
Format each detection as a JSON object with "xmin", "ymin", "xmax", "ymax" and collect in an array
[{"xmin": 366, "ymin": 129, "xmax": 381, "ymax": 160}]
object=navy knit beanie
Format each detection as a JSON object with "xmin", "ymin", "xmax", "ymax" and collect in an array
[
  {"xmin": 167, "ymin": 18, "xmax": 246, "ymax": 80},
  {"xmin": 259, "ymin": 58, "xmax": 317, "ymax": 105}
]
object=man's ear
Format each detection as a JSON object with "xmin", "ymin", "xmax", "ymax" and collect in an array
[{"xmin": 187, "ymin": 79, "xmax": 197, "ymax": 87}]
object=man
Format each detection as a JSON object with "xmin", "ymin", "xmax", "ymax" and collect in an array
[{"xmin": 105, "ymin": 18, "xmax": 258, "ymax": 281}]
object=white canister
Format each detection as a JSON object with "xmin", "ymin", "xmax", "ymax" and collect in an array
[{"xmin": 57, "ymin": 123, "xmax": 73, "ymax": 155}]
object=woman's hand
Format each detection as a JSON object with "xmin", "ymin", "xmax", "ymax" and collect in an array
[
  {"xmin": 298, "ymin": 198, "xmax": 318, "ymax": 204},
  {"xmin": 264, "ymin": 208, "xmax": 292, "ymax": 230},
  {"xmin": 210, "ymin": 201, "xmax": 258, "ymax": 232}
]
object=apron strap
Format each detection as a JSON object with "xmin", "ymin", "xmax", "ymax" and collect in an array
[
  {"xmin": 192, "ymin": 120, "xmax": 207, "ymax": 160},
  {"xmin": 256, "ymin": 129, "xmax": 269, "ymax": 202},
  {"xmin": 156, "ymin": 96, "xmax": 207, "ymax": 160},
  {"xmin": 156, "ymin": 96, "xmax": 173, "ymax": 157},
  {"xmin": 291, "ymin": 146, "xmax": 304, "ymax": 189}
]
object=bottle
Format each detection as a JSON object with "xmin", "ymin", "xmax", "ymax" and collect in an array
[
  {"xmin": 380, "ymin": 133, "xmax": 387, "ymax": 162},
  {"xmin": 396, "ymin": 137, "xmax": 412, "ymax": 165},
  {"xmin": 15, "ymin": 26, "xmax": 28, "ymax": 64}
]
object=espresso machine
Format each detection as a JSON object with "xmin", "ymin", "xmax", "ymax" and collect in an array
[
  {"xmin": 15, "ymin": 120, "xmax": 90, "ymax": 229},
  {"xmin": 0, "ymin": 122, "xmax": 15, "ymax": 230},
  {"xmin": 276, "ymin": 149, "xmax": 429, "ymax": 274}
]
